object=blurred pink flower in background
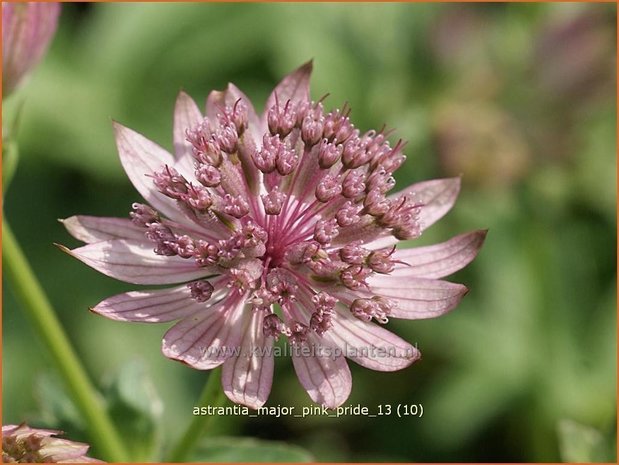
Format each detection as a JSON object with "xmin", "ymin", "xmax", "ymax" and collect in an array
[
  {"xmin": 534, "ymin": 6, "xmax": 615, "ymax": 100},
  {"xmin": 2, "ymin": 424, "xmax": 102, "ymax": 463},
  {"xmin": 2, "ymin": 2, "xmax": 60, "ymax": 96},
  {"xmin": 61, "ymin": 63, "xmax": 485, "ymax": 409},
  {"xmin": 434, "ymin": 101, "xmax": 531, "ymax": 188}
]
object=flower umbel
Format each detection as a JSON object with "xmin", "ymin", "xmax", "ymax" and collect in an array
[
  {"xmin": 61, "ymin": 62, "xmax": 486, "ymax": 409},
  {"xmin": 2, "ymin": 424, "xmax": 102, "ymax": 463}
]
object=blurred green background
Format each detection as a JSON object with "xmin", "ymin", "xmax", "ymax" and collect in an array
[{"xmin": 3, "ymin": 2, "xmax": 616, "ymax": 462}]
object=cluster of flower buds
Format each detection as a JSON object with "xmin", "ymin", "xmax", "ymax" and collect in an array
[
  {"xmin": 350, "ymin": 296, "xmax": 394, "ymax": 324},
  {"xmin": 131, "ymin": 78, "xmax": 432, "ymax": 337},
  {"xmin": 131, "ymin": 201, "xmax": 269, "ymax": 297},
  {"xmin": 249, "ymin": 271, "xmax": 338, "ymax": 342}
]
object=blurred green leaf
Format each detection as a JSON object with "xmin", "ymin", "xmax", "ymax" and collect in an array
[
  {"xmin": 573, "ymin": 106, "xmax": 617, "ymax": 222},
  {"xmin": 36, "ymin": 373, "xmax": 85, "ymax": 434},
  {"xmin": 193, "ymin": 437, "xmax": 314, "ymax": 462},
  {"xmin": 103, "ymin": 359, "xmax": 163, "ymax": 462},
  {"xmin": 557, "ymin": 419, "xmax": 613, "ymax": 462}
]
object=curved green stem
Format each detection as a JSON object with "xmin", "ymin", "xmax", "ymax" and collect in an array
[
  {"xmin": 166, "ymin": 368, "xmax": 226, "ymax": 462},
  {"xmin": 2, "ymin": 219, "xmax": 130, "ymax": 462}
]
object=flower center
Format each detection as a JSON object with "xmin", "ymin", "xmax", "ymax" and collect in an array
[
  {"xmin": 265, "ymin": 241, "xmax": 285, "ymax": 268},
  {"xmin": 132, "ymin": 94, "xmax": 414, "ymax": 339},
  {"xmin": 2, "ymin": 435, "xmax": 45, "ymax": 463}
]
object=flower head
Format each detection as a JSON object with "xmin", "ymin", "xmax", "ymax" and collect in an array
[
  {"xmin": 2, "ymin": 424, "xmax": 102, "ymax": 463},
  {"xmin": 2, "ymin": 2, "xmax": 60, "ymax": 95},
  {"xmin": 61, "ymin": 62, "xmax": 486, "ymax": 409}
]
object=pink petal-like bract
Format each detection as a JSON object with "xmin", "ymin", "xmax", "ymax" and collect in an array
[
  {"xmin": 62, "ymin": 62, "xmax": 486, "ymax": 408},
  {"xmin": 2, "ymin": 424, "xmax": 103, "ymax": 463}
]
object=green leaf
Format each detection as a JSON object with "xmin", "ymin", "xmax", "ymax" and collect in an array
[
  {"xmin": 103, "ymin": 359, "xmax": 163, "ymax": 462},
  {"xmin": 35, "ymin": 373, "xmax": 86, "ymax": 434},
  {"xmin": 557, "ymin": 419, "xmax": 613, "ymax": 462},
  {"xmin": 193, "ymin": 437, "xmax": 314, "ymax": 462}
]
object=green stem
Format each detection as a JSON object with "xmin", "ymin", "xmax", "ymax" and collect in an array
[
  {"xmin": 2, "ymin": 141, "xmax": 19, "ymax": 194},
  {"xmin": 2, "ymin": 219, "xmax": 130, "ymax": 462},
  {"xmin": 167, "ymin": 368, "xmax": 226, "ymax": 462}
]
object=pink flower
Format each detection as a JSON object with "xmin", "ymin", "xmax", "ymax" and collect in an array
[
  {"xmin": 2, "ymin": 424, "xmax": 103, "ymax": 463},
  {"xmin": 61, "ymin": 63, "xmax": 486, "ymax": 409},
  {"xmin": 2, "ymin": 2, "xmax": 60, "ymax": 95}
]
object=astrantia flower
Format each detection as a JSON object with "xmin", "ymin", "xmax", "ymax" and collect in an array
[
  {"xmin": 2, "ymin": 2, "xmax": 60, "ymax": 95},
  {"xmin": 2, "ymin": 424, "xmax": 102, "ymax": 463},
  {"xmin": 61, "ymin": 63, "xmax": 486, "ymax": 409}
]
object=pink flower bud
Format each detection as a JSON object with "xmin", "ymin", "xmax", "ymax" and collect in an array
[
  {"xmin": 223, "ymin": 194, "xmax": 249, "ymax": 218},
  {"xmin": 275, "ymin": 146, "xmax": 298, "ymax": 176},
  {"xmin": 342, "ymin": 169, "xmax": 366, "ymax": 198},
  {"xmin": 301, "ymin": 114, "xmax": 324, "ymax": 146},
  {"xmin": 336, "ymin": 201, "xmax": 362, "ymax": 227},
  {"xmin": 267, "ymin": 99, "xmax": 297, "ymax": 137},
  {"xmin": 315, "ymin": 174, "xmax": 342, "ymax": 202},
  {"xmin": 261, "ymin": 186, "xmax": 285, "ymax": 215},
  {"xmin": 130, "ymin": 202, "xmax": 159, "ymax": 227},
  {"xmin": 263, "ymin": 313, "xmax": 285, "ymax": 339},
  {"xmin": 313, "ymin": 218, "xmax": 339, "ymax": 245},
  {"xmin": 193, "ymin": 240, "xmax": 219, "ymax": 267},
  {"xmin": 152, "ymin": 165, "xmax": 188, "ymax": 200},
  {"xmin": 195, "ymin": 164, "xmax": 222, "ymax": 188},
  {"xmin": 2, "ymin": 3, "xmax": 60, "ymax": 95},
  {"xmin": 339, "ymin": 241, "xmax": 369, "ymax": 265},
  {"xmin": 288, "ymin": 321, "xmax": 309, "ymax": 345},
  {"xmin": 318, "ymin": 139, "xmax": 343, "ymax": 169},
  {"xmin": 188, "ymin": 279, "xmax": 214, "ymax": 302}
]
